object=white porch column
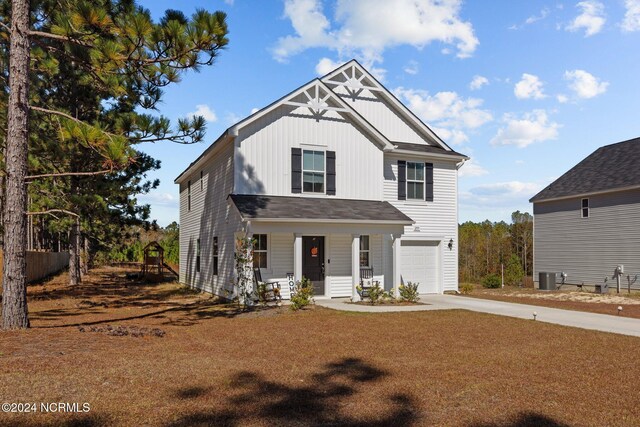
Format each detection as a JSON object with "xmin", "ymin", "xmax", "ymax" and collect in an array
[
  {"xmin": 294, "ymin": 233, "xmax": 303, "ymax": 282},
  {"xmin": 352, "ymin": 234, "xmax": 361, "ymax": 301},
  {"xmin": 392, "ymin": 234, "xmax": 402, "ymax": 298}
]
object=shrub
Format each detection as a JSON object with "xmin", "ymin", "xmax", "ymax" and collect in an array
[
  {"xmin": 460, "ymin": 283, "xmax": 474, "ymax": 294},
  {"xmin": 398, "ymin": 282, "xmax": 420, "ymax": 303},
  {"xmin": 482, "ymin": 273, "xmax": 501, "ymax": 289},
  {"xmin": 290, "ymin": 276, "xmax": 314, "ymax": 311},
  {"xmin": 367, "ymin": 281, "xmax": 385, "ymax": 305}
]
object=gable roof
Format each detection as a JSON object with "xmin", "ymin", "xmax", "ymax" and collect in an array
[
  {"xmin": 530, "ymin": 137, "xmax": 640, "ymax": 203},
  {"xmin": 321, "ymin": 59, "xmax": 454, "ymax": 152},
  {"xmin": 229, "ymin": 194, "xmax": 413, "ymax": 224}
]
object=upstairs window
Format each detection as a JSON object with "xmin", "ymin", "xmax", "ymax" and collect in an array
[
  {"xmin": 581, "ymin": 198, "xmax": 589, "ymax": 218},
  {"xmin": 406, "ymin": 162, "xmax": 425, "ymax": 200},
  {"xmin": 359, "ymin": 235, "xmax": 370, "ymax": 267},
  {"xmin": 303, "ymin": 150, "xmax": 325, "ymax": 193},
  {"xmin": 252, "ymin": 234, "xmax": 268, "ymax": 269},
  {"xmin": 200, "ymin": 170, "xmax": 204, "ymax": 190},
  {"xmin": 187, "ymin": 180, "xmax": 192, "ymax": 211}
]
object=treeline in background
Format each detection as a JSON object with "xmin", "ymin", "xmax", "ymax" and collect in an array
[
  {"xmin": 107, "ymin": 222, "xmax": 180, "ymax": 268},
  {"xmin": 459, "ymin": 211, "xmax": 533, "ymax": 287}
]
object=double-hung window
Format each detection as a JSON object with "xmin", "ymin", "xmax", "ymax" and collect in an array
[
  {"xmin": 581, "ymin": 198, "xmax": 589, "ymax": 218},
  {"xmin": 406, "ymin": 162, "xmax": 425, "ymax": 200},
  {"xmin": 302, "ymin": 150, "xmax": 325, "ymax": 193},
  {"xmin": 252, "ymin": 234, "xmax": 268, "ymax": 269},
  {"xmin": 187, "ymin": 180, "xmax": 192, "ymax": 211},
  {"xmin": 359, "ymin": 235, "xmax": 370, "ymax": 267}
]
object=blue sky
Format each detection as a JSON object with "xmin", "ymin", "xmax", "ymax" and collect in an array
[{"xmin": 137, "ymin": 0, "xmax": 640, "ymax": 226}]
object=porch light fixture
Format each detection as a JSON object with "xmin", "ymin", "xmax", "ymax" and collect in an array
[{"xmin": 448, "ymin": 239, "xmax": 453, "ymax": 250}]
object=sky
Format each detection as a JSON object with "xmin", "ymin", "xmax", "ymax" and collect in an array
[{"xmin": 137, "ymin": 0, "xmax": 640, "ymax": 227}]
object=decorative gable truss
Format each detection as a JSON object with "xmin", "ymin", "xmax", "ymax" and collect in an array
[
  {"xmin": 230, "ymin": 79, "xmax": 394, "ymax": 151},
  {"xmin": 322, "ymin": 60, "xmax": 453, "ymax": 152}
]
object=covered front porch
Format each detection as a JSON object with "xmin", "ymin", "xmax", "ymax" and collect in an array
[{"xmin": 228, "ymin": 194, "xmax": 413, "ymax": 300}]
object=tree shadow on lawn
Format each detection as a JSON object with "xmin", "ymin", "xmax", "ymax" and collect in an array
[
  {"xmin": 167, "ymin": 357, "xmax": 420, "ymax": 427},
  {"xmin": 470, "ymin": 412, "xmax": 570, "ymax": 427}
]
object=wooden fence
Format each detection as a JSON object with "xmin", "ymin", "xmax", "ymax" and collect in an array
[{"xmin": 0, "ymin": 250, "xmax": 69, "ymax": 284}]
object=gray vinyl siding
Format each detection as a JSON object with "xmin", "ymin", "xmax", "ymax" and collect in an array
[
  {"xmin": 179, "ymin": 140, "xmax": 240, "ymax": 296},
  {"xmin": 533, "ymin": 188, "xmax": 640, "ymax": 286}
]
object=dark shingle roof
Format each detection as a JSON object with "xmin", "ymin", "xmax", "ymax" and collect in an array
[
  {"xmin": 392, "ymin": 142, "xmax": 468, "ymax": 158},
  {"xmin": 229, "ymin": 194, "xmax": 413, "ymax": 224},
  {"xmin": 530, "ymin": 137, "xmax": 640, "ymax": 202}
]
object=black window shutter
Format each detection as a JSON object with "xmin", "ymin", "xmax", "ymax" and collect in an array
[
  {"xmin": 326, "ymin": 151, "xmax": 336, "ymax": 195},
  {"xmin": 397, "ymin": 160, "xmax": 406, "ymax": 200},
  {"xmin": 291, "ymin": 148, "xmax": 302, "ymax": 193},
  {"xmin": 425, "ymin": 162, "xmax": 434, "ymax": 202}
]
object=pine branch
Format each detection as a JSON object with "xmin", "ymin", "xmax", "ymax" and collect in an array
[
  {"xmin": 25, "ymin": 169, "xmax": 113, "ymax": 181},
  {"xmin": 28, "ymin": 29, "xmax": 93, "ymax": 47},
  {"xmin": 27, "ymin": 209, "xmax": 79, "ymax": 218}
]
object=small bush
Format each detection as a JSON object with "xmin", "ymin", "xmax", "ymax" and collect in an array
[
  {"xmin": 460, "ymin": 283, "xmax": 474, "ymax": 294},
  {"xmin": 398, "ymin": 282, "xmax": 420, "ymax": 303},
  {"xmin": 482, "ymin": 273, "xmax": 501, "ymax": 289},
  {"xmin": 290, "ymin": 277, "xmax": 314, "ymax": 311},
  {"xmin": 367, "ymin": 281, "xmax": 385, "ymax": 305}
]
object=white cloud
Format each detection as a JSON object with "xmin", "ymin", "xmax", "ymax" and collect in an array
[
  {"xmin": 461, "ymin": 181, "xmax": 542, "ymax": 207},
  {"xmin": 556, "ymin": 94, "xmax": 569, "ymax": 103},
  {"xmin": 514, "ymin": 73, "xmax": 546, "ymax": 100},
  {"xmin": 315, "ymin": 57, "xmax": 341, "ymax": 75},
  {"xmin": 395, "ymin": 87, "xmax": 492, "ymax": 146},
  {"xmin": 139, "ymin": 192, "xmax": 177, "ymax": 207},
  {"xmin": 621, "ymin": 0, "xmax": 640, "ymax": 31},
  {"xmin": 458, "ymin": 159, "xmax": 488, "ymax": 177},
  {"xmin": 186, "ymin": 104, "xmax": 217, "ymax": 122},
  {"xmin": 490, "ymin": 110, "xmax": 560, "ymax": 148},
  {"xmin": 273, "ymin": 0, "xmax": 479, "ymax": 67},
  {"xmin": 225, "ymin": 112, "xmax": 241, "ymax": 125},
  {"xmin": 224, "ymin": 0, "xmax": 235, "ymax": 5},
  {"xmin": 469, "ymin": 75, "xmax": 489, "ymax": 90},
  {"xmin": 564, "ymin": 69, "xmax": 608, "ymax": 98},
  {"xmin": 566, "ymin": 1, "xmax": 606, "ymax": 36},
  {"xmin": 404, "ymin": 60, "xmax": 419, "ymax": 75},
  {"xmin": 509, "ymin": 7, "xmax": 550, "ymax": 29},
  {"xmin": 250, "ymin": 107, "xmax": 260, "ymax": 114}
]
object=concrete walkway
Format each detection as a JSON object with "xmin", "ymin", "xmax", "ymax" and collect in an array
[{"xmin": 315, "ymin": 295, "xmax": 640, "ymax": 338}]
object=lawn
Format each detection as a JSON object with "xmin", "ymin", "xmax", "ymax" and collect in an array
[
  {"xmin": 462, "ymin": 283, "xmax": 640, "ymax": 319},
  {"xmin": 1, "ymin": 267, "xmax": 639, "ymax": 426}
]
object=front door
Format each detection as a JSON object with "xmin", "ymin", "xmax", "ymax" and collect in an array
[{"xmin": 302, "ymin": 236, "xmax": 325, "ymax": 296}]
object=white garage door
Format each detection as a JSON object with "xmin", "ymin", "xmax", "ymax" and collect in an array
[{"xmin": 401, "ymin": 241, "xmax": 439, "ymax": 294}]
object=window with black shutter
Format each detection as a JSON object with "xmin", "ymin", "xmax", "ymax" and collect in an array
[
  {"xmin": 326, "ymin": 151, "xmax": 336, "ymax": 195},
  {"xmin": 397, "ymin": 160, "xmax": 406, "ymax": 200},
  {"xmin": 291, "ymin": 148, "xmax": 302, "ymax": 193}
]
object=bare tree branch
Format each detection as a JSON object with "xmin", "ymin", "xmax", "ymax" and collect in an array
[
  {"xmin": 25, "ymin": 169, "xmax": 113, "ymax": 181},
  {"xmin": 27, "ymin": 209, "xmax": 79, "ymax": 218},
  {"xmin": 28, "ymin": 29, "xmax": 93, "ymax": 47}
]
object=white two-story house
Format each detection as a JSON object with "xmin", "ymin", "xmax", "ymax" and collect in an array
[{"xmin": 175, "ymin": 60, "xmax": 469, "ymax": 299}]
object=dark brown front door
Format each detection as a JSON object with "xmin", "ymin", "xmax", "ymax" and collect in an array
[{"xmin": 302, "ymin": 236, "xmax": 325, "ymax": 296}]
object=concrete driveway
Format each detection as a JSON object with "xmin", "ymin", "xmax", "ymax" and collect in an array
[{"xmin": 315, "ymin": 294, "xmax": 640, "ymax": 338}]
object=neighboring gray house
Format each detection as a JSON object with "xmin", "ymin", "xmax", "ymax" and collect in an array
[
  {"xmin": 530, "ymin": 137, "xmax": 640, "ymax": 289},
  {"xmin": 174, "ymin": 60, "xmax": 469, "ymax": 300}
]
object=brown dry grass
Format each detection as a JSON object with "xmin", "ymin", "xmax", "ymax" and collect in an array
[
  {"xmin": 465, "ymin": 284, "xmax": 640, "ymax": 319},
  {"xmin": 1, "ymin": 267, "xmax": 639, "ymax": 426}
]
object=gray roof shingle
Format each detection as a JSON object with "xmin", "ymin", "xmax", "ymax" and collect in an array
[
  {"xmin": 530, "ymin": 137, "xmax": 640, "ymax": 202},
  {"xmin": 229, "ymin": 194, "xmax": 413, "ymax": 223}
]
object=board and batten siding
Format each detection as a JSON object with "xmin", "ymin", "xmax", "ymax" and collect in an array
[
  {"xmin": 330, "ymin": 85, "xmax": 429, "ymax": 145},
  {"xmin": 179, "ymin": 140, "xmax": 240, "ymax": 296},
  {"xmin": 234, "ymin": 105, "xmax": 383, "ymax": 200},
  {"xmin": 383, "ymin": 154, "xmax": 459, "ymax": 291},
  {"xmin": 533, "ymin": 189, "xmax": 640, "ymax": 286}
]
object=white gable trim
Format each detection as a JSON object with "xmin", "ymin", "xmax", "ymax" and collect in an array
[
  {"xmin": 321, "ymin": 60, "xmax": 453, "ymax": 152},
  {"xmin": 228, "ymin": 78, "xmax": 394, "ymax": 151}
]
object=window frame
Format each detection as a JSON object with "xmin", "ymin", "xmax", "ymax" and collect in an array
[
  {"xmin": 187, "ymin": 180, "xmax": 192, "ymax": 211},
  {"xmin": 406, "ymin": 161, "xmax": 425, "ymax": 200},
  {"xmin": 302, "ymin": 149, "xmax": 326, "ymax": 194},
  {"xmin": 196, "ymin": 237, "xmax": 201, "ymax": 273},
  {"xmin": 359, "ymin": 235, "xmax": 370, "ymax": 267},
  {"xmin": 581, "ymin": 198, "xmax": 589, "ymax": 218},
  {"xmin": 213, "ymin": 236, "xmax": 219, "ymax": 276},
  {"xmin": 200, "ymin": 170, "xmax": 204, "ymax": 191},
  {"xmin": 252, "ymin": 234, "xmax": 268, "ymax": 269}
]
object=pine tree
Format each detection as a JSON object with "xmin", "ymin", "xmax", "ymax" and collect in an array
[{"xmin": 1, "ymin": 0, "xmax": 228, "ymax": 329}]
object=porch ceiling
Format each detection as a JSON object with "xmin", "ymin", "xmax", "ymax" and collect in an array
[{"xmin": 228, "ymin": 194, "xmax": 413, "ymax": 225}]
